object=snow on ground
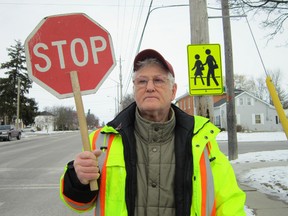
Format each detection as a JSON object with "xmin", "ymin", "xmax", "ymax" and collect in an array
[
  {"xmin": 217, "ymin": 131, "xmax": 287, "ymax": 142},
  {"xmin": 231, "ymin": 150, "xmax": 288, "ymax": 216},
  {"xmin": 217, "ymin": 131, "xmax": 288, "ymax": 215},
  {"xmin": 231, "ymin": 149, "xmax": 288, "ymax": 164},
  {"xmin": 231, "ymin": 150, "xmax": 288, "ymax": 202}
]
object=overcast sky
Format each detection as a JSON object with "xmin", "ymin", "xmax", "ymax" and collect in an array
[{"xmin": 1, "ymin": 0, "xmax": 287, "ymax": 123}]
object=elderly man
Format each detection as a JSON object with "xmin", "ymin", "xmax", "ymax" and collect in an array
[{"xmin": 60, "ymin": 49, "xmax": 246, "ymax": 216}]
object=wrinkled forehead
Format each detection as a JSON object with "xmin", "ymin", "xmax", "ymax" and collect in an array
[{"xmin": 133, "ymin": 59, "xmax": 170, "ymax": 78}]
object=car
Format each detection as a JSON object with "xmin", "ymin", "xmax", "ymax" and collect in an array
[
  {"xmin": 0, "ymin": 125, "xmax": 22, "ymax": 141},
  {"xmin": 22, "ymin": 127, "xmax": 36, "ymax": 132}
]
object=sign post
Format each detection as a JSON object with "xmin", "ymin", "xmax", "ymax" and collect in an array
[
  {"xmin": 25, "ymin": 13, "xmax": 116, "ymax": 190},
  {"xmin": 70, "ymin": 71, "xmax": 96, "ymax": 189}
]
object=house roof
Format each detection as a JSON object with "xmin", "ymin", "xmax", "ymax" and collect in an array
[
  {"xmin": 213, "ymin": 89, "xmax": 244, "ymax": 107},
  {"xmin": 175, "ymin": 89, "xmax": 245, "ymax": 106},
  {"xmin": 213, "ymin": 97, "xmax": 227, "ymax": 107},
  {"xmin": 214, "ymin": 90, "xmax": 275, "ymax": 109},
  {"xmin": 38, "ymin": 111, "xmax": 54, "ymax": 116},
  {"xmin": 175, "ymin": 92, "xmax": 190, "ymax": 102}
]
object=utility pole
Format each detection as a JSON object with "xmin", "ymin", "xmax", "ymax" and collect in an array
[
  {"xmin": 16, "ymin": 78, "xmax": 20, "ymax": 129},
  {"xmin": 221, "ymin": 0, "xmax": 238, "ymax": 160},
  {"xmin": 119, "ymin": 56, "xmax": 123, "ymax": 111},
  {"xmin": 189, "ymin": 0, "xmax": 214, "ymax": 120}
]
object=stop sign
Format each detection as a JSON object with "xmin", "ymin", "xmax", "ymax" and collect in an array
[{"xmin": 25, "ymin": 13, "xmax": 116, "ymax": 99}]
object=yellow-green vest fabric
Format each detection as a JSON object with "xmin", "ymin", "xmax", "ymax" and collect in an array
[{"xmin": 60, "ymin": 115, "xmax": 246, "ymax": 216}]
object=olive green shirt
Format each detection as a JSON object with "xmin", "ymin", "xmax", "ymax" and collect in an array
[{"xmin": 134, "ymin": 108, "xmax": 176, "ymax": 216}]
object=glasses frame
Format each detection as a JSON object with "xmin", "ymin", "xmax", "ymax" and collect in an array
[{"xmin": 133, "ymin": 76, "xmax": 170, "ymax": 88}]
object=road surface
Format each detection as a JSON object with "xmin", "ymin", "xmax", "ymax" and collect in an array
[{"xmin": 0, "ymin": 131, "xmax": 92, "ymax": 216}]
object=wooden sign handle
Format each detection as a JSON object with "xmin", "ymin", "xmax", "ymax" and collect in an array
[{"xmin": 70, "ymin": 71, "xmax": 98, "ymax": 191}]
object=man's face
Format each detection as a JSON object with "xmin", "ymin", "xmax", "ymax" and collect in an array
[{"xmin": 133, "ymin": 64, "xmax": 177, "ymax": 121}]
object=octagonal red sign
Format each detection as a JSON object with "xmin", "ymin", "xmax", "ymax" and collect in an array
[{"xmin": 25, "ymin": 13, "xmax": 116, "ymax": 99}]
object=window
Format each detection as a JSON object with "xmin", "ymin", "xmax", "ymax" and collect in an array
[
  {"xmin": 276, "ymin": 116, "xmax": 279, "ymax": 124},
  {"xmin": 215, "ymin": 115, "xmax": 220, "ymax": 127},
  {"xmin": 255, "ymin": 115, "xmax": 261, "ymax": 124},
  {"xmin": 252, "ymin": 113, "xmax": 264, "ymax": 124},
  {"xmin": 247, "ymin": 97, "xmax": 252, "ymax": 105},
  {"xmin": 238, "ymin": 98, "xmax": 244, "ymax": 106}
]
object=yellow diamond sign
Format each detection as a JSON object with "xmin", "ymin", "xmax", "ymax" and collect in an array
[{"xmin": 187, "ymin": 44, "xmax": 223, "ymax": 95}]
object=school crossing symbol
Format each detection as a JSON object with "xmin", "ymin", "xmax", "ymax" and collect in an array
[{"xmin": 187, "ymin": 44, "xmax": 223, "ymax": 95}]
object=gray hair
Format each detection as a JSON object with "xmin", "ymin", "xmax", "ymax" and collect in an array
[{"xmin": 132, "ymin": 58, "xmax": 175, "ymax": 88}]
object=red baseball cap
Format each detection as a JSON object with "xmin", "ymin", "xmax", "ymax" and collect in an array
[{"xmin": 133, "ymin": 49, "xmax": 175, "ymax": 77}]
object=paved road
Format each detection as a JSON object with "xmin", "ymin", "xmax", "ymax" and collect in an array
[
  {"xmin": 218, "ymin": 140, "xmax": 288, "ymax": 155},
  {"xmin": 0, "ymin": 132, "xmax": 287, "ymax": 216},
  {"xmin": 0, "ymin": 131, "xmax": 92, "ymax": 216}
]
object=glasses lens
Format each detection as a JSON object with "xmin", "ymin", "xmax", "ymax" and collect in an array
[
  {"xmin": 133, "ymin": 76, "xmax": 168, "ymax": 87},
  {"xmin": 153, "ymin": 77, "xmax": 166, "ymax": 87}
]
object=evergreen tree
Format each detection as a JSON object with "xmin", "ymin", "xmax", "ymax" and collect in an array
[
  {"xmin": 86, "ymin": 109, "xmax": 100, "ymax": 129},
  {"xmin": 21, "ymin": 97, "xmax": 39, "ymax": 126},
  {"xmin": 0, "ymin": 40, "xmax": 38, "ymax": 125}
]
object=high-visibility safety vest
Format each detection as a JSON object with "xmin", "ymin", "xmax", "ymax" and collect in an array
[{"xmin": 60, "ymin": 115, "xmax": 246, "ymax": 216}]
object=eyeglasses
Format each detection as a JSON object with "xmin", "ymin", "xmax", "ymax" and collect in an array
[{"xmin": 133, "ymin": 76, "xmax": 169, "ymax": 88}]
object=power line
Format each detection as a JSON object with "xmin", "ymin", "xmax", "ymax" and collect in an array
[
  {"xmin": 0, "ymin": 2, "xmax": 140, "ymax": 7},
  {"xmin": 241, "ymin": 7, "xmax": 268, "ymax": 77},
  {"xmin": 123, "ymin": 3, "xmax": 192, "ymax": 96}
]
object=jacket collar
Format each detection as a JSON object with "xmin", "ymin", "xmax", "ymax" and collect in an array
[{"xmin": 107, "ymin": 102, "xmax": 196, "ymax": 132}]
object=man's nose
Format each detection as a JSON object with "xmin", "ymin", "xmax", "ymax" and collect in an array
[{"xmin": 146, "ymin": 79, "xmax": 155, "ymax": 90}]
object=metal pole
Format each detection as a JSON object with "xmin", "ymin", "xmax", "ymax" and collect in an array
[
  {"xmin": 189, "ymin": 0, "xmax": 214, "ymax": 120},
  {"xmin": 119, "ymin": 56, "xmax": 123, "ymax": 111},
  {"xmin": 221, "ymin": 0, "xmax": 238, "ymax": 160},
  {"xmin": 16, "ymin": 78, "xmax": 20, "ymax": 129},
  {"xmin": 266, "ymin": 76, "xmax": 288, "ymax": 139}
]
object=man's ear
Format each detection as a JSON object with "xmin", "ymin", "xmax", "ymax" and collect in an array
[{"xmin": 171, "ymin": 83, "xmax": 177, "ymax": 101}]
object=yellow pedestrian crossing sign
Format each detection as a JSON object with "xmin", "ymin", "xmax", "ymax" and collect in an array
[{"xmin": 187, "ymin": 44, "xmax": 223, "ymax": 95}]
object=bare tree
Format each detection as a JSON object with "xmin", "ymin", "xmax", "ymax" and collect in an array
[
  {"xmin": 234, "ymin": 74, "xmax": 256, "ymax": 92},
  {"xmin": 234, "ymin": 71, "xmax": 288, "ymax": 108},
  {"xmin": 121, "ymin": 93, "xmax": 135, "ymax": 110},
  {"xmin": 45, "ymin": 106, "xmax": 78, "ymax": 131},
  {"xmin": 228, "ymin": 0, "xmax": 288, "ymax": 42},
  {"xmin": 254, "ymin": 76, "xmax": 269, "ymax": 101},
  {"xmin": 269, "ymin": 70, "xmax": 288, "ymax": 108}
]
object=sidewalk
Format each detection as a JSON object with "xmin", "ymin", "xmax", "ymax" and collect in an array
[
  {"xmin": 240, "ymin": 183, "xmax": 288, "ymax": 216},
  {"xmin": 233, "ymin": 162, "xmax": 288, "ymax": 216}
]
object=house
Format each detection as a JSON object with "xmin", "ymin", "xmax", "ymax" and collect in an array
[
  {"xmin": 175, "ymin": 91, "xmax": 228, "ymax": 117},
  {"xmin": 175, "ymin": 93, "xmax": 195, "ymax": 116},
  {"xmin": 34, "ymin": 111, "xmax": 55, "ymax": 132},
  {"xmin": 214, "ymin": 90, "xmax": 282, "ymax": 132},
  {"xmin": 175, "ymin": 90, "xmax": 283, "ymax": 132}
]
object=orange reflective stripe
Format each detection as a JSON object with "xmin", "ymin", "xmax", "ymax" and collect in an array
[
  {"xmin": 107, "ymin": 134, "xmax": 115, "ymax": 148},
  {"xmin": 91, "ymin": 130, "xmax": 117, "ymax": 216},
  {"xmin": 200, "ymin": 150, "xmax": 207, "ymax": 216},
  {"xmin": 199, "ymin": 145, "xmax": 216, "ymax": 216},
  {"xmin": 91, "ymin": 129, "xmax": 101, "ymax": 150},
  {"xmin": 211, "ymin": 200, "xmax": 216, "ymax": 216},
  {"xmin": 60, "ymin": 178, "xmax": 96, "ymax": 211}
]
